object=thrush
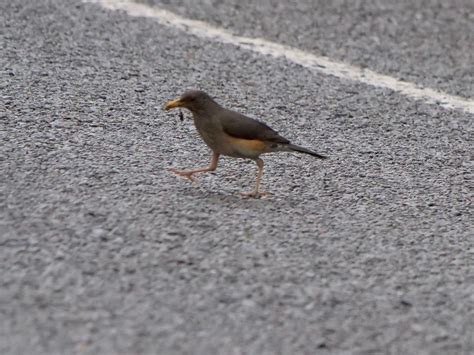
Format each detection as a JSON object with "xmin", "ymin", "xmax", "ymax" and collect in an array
[{"xmin": 165, "ymin": 90, "xmax": 327, "ymax": 198}]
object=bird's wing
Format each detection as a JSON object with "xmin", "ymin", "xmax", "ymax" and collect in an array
[{"xmin": 219, "ymin": 109, "xmax": 290, "ymax": 144}]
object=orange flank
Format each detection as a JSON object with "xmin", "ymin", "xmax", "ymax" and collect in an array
[{"xmin": 224, "ymin": 136, "xmax": 268, "ymax": 157}]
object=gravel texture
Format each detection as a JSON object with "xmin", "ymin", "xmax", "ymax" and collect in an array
[
  {"xmin": 144, "ymin": 0, "xmax": 474, "ymax": 99},
  {"xmin": 1, "ymin": 0, "xmax": 473, "ymax": 354}
]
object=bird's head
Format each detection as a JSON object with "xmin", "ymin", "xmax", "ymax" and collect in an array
[{"xmin": 164, "ymin": 90, "xmax": 215, "ymax": 113}]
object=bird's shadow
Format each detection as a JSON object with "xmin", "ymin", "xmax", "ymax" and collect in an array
[{"xmin": 176, "ymin": 182, "xmax": 307, "ymax": 211}]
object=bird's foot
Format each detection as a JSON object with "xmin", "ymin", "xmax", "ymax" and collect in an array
[
  {"xmin": 169, "ymin": 168, "xmax": 197, "ymax": 182},
  {"xmin": 240, "ymin": 190, "xmax": 269, "ymax": 199}
]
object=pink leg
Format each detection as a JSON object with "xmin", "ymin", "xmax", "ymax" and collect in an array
[
  {"xmin": 169, "ymin": 152, "xmax": 220, "ymax": 182},
  {"xmin": 241, "ymin": 158, "xmax": 268, "ymax": 198}
]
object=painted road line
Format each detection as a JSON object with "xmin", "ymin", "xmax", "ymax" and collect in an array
[{"xmin": 84, "ymin": 0, "xmax": 474, "ymax": 114}]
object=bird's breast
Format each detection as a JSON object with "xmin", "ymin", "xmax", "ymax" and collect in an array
[{"xmin": 193, "ymin": 115, "xmax": 222, "ymax": 151}]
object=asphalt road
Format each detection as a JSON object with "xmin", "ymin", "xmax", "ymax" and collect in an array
[
  {"xmin": 144, "ymin": 0, "xmax": 474, "ymax": 99},
  {"xmin": 1, "ymin": 0, "xmax": 473, "ymax": 354}
]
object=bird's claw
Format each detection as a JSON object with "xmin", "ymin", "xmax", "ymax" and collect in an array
[{"xmin": 169, "ymin": 168, "xmax": 197, "ymax": 182}]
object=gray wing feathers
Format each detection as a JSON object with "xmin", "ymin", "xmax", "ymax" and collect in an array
[{"xmin": 219, "ymin": 109, "xmax": 290, "ymax": 144}]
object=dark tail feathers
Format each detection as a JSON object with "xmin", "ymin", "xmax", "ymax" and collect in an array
[{"xmin": 287, "ymin": 144, "xmax": 327, "ymax": 159}]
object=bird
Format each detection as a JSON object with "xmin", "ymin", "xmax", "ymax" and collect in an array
[{"xmin": 164, "ymin": 90, "xmax": 327, "ymax": 198}]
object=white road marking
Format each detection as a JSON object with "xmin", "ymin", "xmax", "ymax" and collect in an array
[{"xmin": 84, "ymin": 0, "xmax": 474, "ymax": 114}]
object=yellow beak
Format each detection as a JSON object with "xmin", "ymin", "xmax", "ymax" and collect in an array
[{"xmin": 164, "ymin": 98, "xmax": 184, "ymax": 111}]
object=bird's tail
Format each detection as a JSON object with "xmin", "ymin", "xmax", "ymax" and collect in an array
[{"xmin": 287, "ymin": 144, "xmax": 327, "ymax": 159}]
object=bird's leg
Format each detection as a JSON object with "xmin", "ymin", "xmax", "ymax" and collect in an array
[
  {"xmin": 241, "ymin": 158, "xmax": 268, "ymax": 198},
  {"xmin": 169, "ymin": 152, "xmax": 220, "ymax": 182}
]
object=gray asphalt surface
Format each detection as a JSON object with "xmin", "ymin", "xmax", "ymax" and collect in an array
[
  {"xmin": 1, "ymin": 0, "xmax": 473, "ymax": 354},
  {"xmin": 145, "ymin": 0, "xmax": 474, "ymax": 99}
]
